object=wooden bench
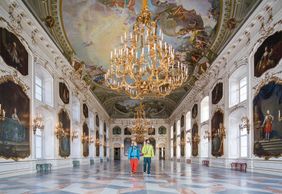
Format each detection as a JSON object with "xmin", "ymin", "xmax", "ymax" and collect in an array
[
  {"xmin": 202, "ymin": 160, "xmax": 209, "ymax": 167},
  {"xmin": 36, "ymin": 163, "xmax": 52, "ymax": 173},
  {"xmin": 186, "ymin": 159, "xmax": 191, "ymax": 164},
  {"xmin": 231, "ymin": 162, "xmax": 247, "ymax": 172}
]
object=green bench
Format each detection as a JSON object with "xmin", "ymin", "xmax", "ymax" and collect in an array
[
  {"xmin": 36, "ymin": 163, "xmax": 52, "ymax": 173},
  {"xmin": 72, "ymin": 160, "xmax": 80, "ymax": 168}
]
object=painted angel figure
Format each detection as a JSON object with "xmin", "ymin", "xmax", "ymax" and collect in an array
[{"xmin": 261, "ymin": 110, "xmax": 274, "ymax": 141}]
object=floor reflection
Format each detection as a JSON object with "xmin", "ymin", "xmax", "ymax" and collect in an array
[{"xmin": 0, "ymin": 160, "xmax": 281, "ymax": 194}]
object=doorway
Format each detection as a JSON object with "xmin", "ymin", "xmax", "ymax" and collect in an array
[
  {"xmin": 159, "ymin": 147, "xmax": 165, "ymax": 160},
  {"xmin": 114, "ymin": 147, "xmax": 120, "ymax": 160}
]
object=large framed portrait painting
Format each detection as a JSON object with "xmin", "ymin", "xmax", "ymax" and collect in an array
[
  {"xmin": 59, "ymin": 82, "xmax": 69, "ymax": 104},
  {"xmin": 0, "ymin": 28, "xmax": 28, "ymax": 76},
  {"xmin": 58, "ymin": 109, "xmax": 71, "ymax": 158},
  {"xmin": 0, "ymin": 80, "xmax": 30, "ymax": 160},
  {"xmin": 254, "ymin": 31, "xmax": 282, "ymax": 77},
  {"xmin": 253, "ymin": 80, "xmax": 282, "ymax": 158},
  {"xmin": 211, "ymin": 110, "xmax": 224, "ymax": 157},
  {"xmin": 212, "ymin": 82, "xmax": 223, "ymax": 104},
  {"xmin": 82, "ymin": 122, "xmax": 89, "ymax": 157},
  {"xmin": 192, "ymin": 123, "xmax": 199, "ymax": 157}
]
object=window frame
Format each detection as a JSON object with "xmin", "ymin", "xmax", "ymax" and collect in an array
[
  {"xmin": 229, "ymin": 67, "xmax": 248, "ymax": 108},
  {"xmin": 239, "ymin": 76, "xmax": 247, "ymax": 103},
  {"xmin": 35, "ymin": 76, "xmax": 43, "ymax": 102}
]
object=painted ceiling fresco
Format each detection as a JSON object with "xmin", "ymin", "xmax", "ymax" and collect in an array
[{"xmin": 23, "ymin": 0, "xmax": 261, "ymax": 118}]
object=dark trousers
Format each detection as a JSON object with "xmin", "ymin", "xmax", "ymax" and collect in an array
[{"xmin": 143, "ymin": 157, "xmax": 151, "ymax": 174}]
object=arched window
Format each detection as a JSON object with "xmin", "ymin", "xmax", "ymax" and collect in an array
[
  {"xmin": 201, "ymin": 96, "xmax": 209, "ymax": 123},
  {"xmin": 158, "ymin": 126, "xmax": 167, "ymax": 135},
  {"xmin": 124, "ymin": 127, "xmax": 131, "ymax": 135},
  {"xmin": 35, "ymin": 64, "xmax": 54, "ymax": 106},
  {"xmin": 148, "ymin": 127, "xmax": 155, "ymax": 135},
  {"xmin": 229, "ymin": 66, "xmax": 247, "ymax": 107},
  {"xmin": 113, "ymin": 126, "xmax": 121, "ymax": 135}
]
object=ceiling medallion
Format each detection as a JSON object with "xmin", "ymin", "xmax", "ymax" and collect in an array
[{"xmin": 105, "ymin": 0, "xmax": 188, "ymax": 99}]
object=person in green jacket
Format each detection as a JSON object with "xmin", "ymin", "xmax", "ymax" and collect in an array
[{"xmin": 142, "ymin": 139, "xmax": 154, "ymax": 175}]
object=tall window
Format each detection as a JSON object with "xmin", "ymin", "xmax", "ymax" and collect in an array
[
  {"xmin": 35, "ymin": 66, "xmax": 54, "ymax": 106},
  {"xmin": 201, "ymin": 96, "xmax": 209, "ymax": 123},
  {"xmin": 35, "ymin": 76, "xmax": 43, "ymax": 101},
  {"xmin": 240, "ymin": 127, "xmax": 248, "ymax": 157},
  {"xmin": 186, "ymin": 111, "xmax": 191, "ymax": 131},
  {"xmin": 176, "ymin": 120, "xmax": 181, "ymax": 136},
  {"xmin": 35, "ymin": 129, "xmax": 42, "ymax": 159},
  {"xmin": 239, "ymin": 77, "xmax": 247, "ymax": 102},
  {"xmin": 229, "ymin": 80, "xmax": 239, "ymax": 106},
  {"xmin": 229, "ymin": 66, "xmax": 247, "ymax": 107}
]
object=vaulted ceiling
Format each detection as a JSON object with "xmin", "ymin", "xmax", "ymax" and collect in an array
[{"xmin": 23, "ymin": 0, "xmax": 260, "ymax": 118}]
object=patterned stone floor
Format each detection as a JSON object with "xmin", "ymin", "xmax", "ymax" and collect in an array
[{"xmin": 0, "ymin": 160, "xmax": 282, "ymax": 194}]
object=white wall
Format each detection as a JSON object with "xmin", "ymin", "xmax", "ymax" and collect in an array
[
  {"xmin": 0, "ymin": 0, "xmax": 110, "ymax": 178},
  {"xmin": 109, "ymin": 119, "xmax": 170, "ymax": 161},
  {"xmin": 168, "ymin": 0, "xmax": 282, "ymax": 176}
]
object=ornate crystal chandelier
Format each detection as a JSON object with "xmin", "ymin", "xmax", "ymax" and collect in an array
[
  {"xmin": 105, "ymin": 0, "xmax": 188, "ymax": 99},
  {"xmin": 130, "ymin": 103, "xmax": 151, "ymax": 136}
]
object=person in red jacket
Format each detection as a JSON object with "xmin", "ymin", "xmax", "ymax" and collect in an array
[{"xmin": 128, "ymin": 141, "xmax": 140, "ymax": 175}]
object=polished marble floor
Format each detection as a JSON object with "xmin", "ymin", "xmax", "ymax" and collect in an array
[{"xmin": 0, "ymin": 160, "xmax": 282, "ymax": 194}]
